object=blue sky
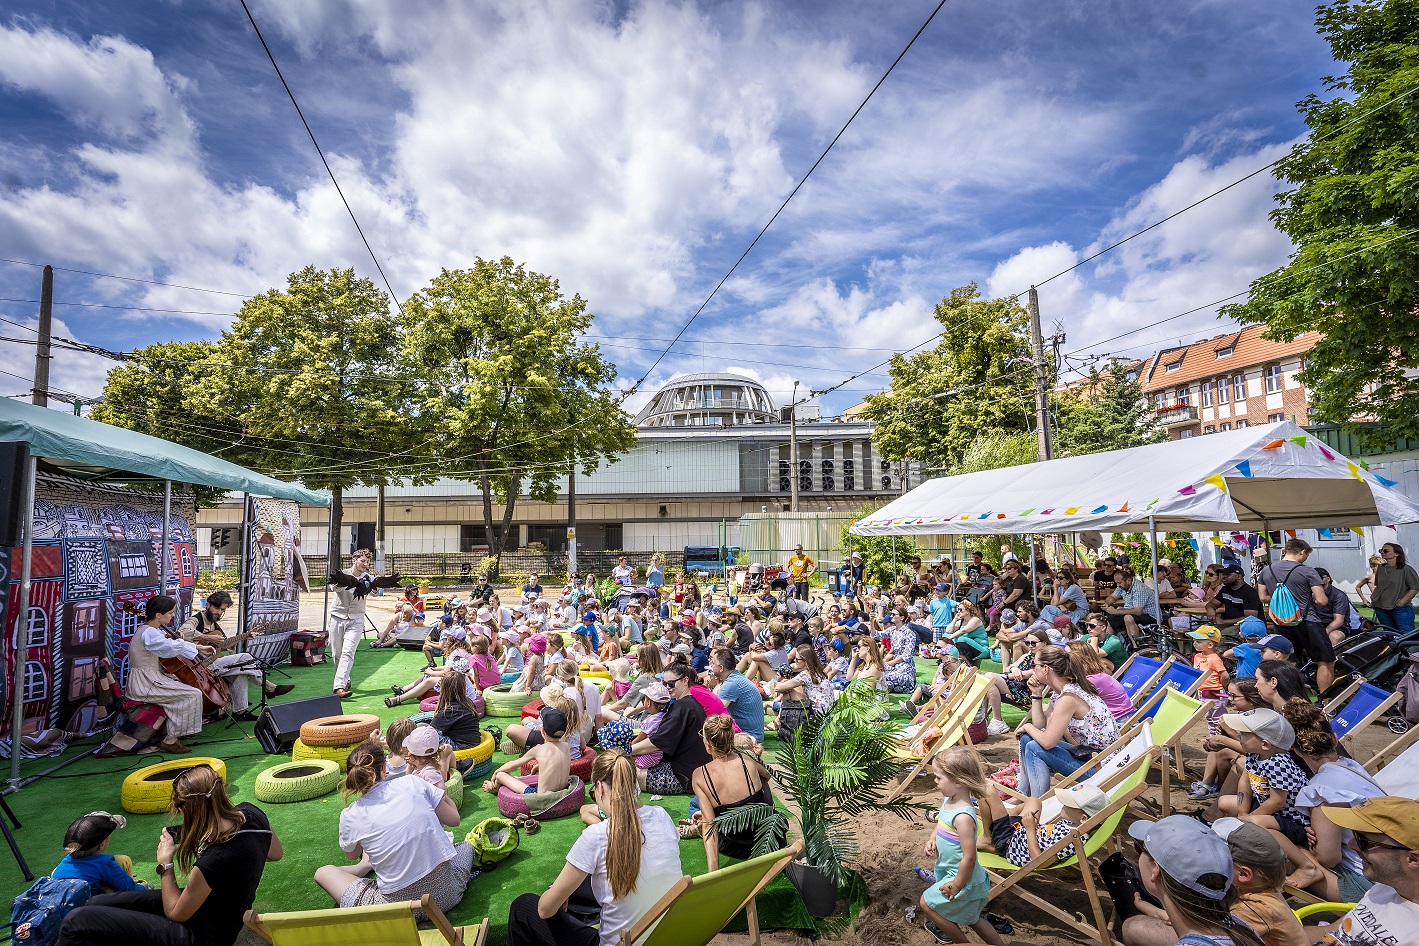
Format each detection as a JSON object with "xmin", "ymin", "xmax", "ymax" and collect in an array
[{"xmin": 0, "ymin": 1, "xmax": 1336, "ymax": 417}]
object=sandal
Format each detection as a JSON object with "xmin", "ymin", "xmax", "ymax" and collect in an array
[
  {"xmin": 391, "ymin": 685, "xmax": 405, "ymax": 695},
  {"xmin": 385, "ymin": 696, "xmax": 402, "ymax": 708}
]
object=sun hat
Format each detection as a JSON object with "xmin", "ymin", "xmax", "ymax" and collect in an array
[
  {"xmin": 1220, "ymin": 707, "xmax": 1295, "ymax": 750},
  {"xmin": 1187, "ymin": 625, "xmax": 1221, "ymax": 644},
  {"xmin": 1238, "ymin": 616, "xmax": 1266, "ymax": 639},
  {"xmin": 1212, "ymin": 819, "xmax": 1286, "ymax": 869},
  {"xmin": 1001, "ymin": 608, "xmax": 1017, "ymax": 623},
  {"xmin": 448, "ymin": 596, "xmax": 463, "ymax": 608},
  {"xmin": 404, "ymin": 725, "xmax": 441, "ymax": 757},
  {"xmin": 476, "ymin": 608, "xmax": 494, "ymax": 623},
  {"xmin": 1127, "ymin": 816, "xmax": 1233, "ymax": 900},
  {"xmin": 1323, "ymin": 796, "xmax": 1419, "ymax": 851},
  {"xmin": 444, "ymin": 627, "xmax": 467, "ymax": 642},
  {"xmin": 671, "ymin": 642, "xmax": 694, "ymax": 655},
  {"xmin": 1055, "ymin": 783, "xmax": 1110, "ymax": 818},
  {"xmin": 527, "ymin": 633, "xmax": 548, "ymax": 655},
  {"xmin": 499, "ymin": 629, "xmax": 520, "ymax": 644},
  {"xmin": 1258, "ymin": 634, "xmax": 1293, "ymax": 655},
  {"xmin": 643, "ymin": 682, "xmax": 672, "ymax": 704},
  {"xmin": 539, "ymin": 682, "xmax": 566, "ymax": 704}
]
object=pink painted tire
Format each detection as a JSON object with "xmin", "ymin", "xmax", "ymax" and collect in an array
[
  {"xmin": 496, "ymin": 774, "xmax": 587, "ymax": 820},
  {"xmin": 419, "ymin": 695, "xmax": 440, "ymax": 713},
  {"xmin": 521, "ymin": 748, "xmax": 596, "ymax": 782}
]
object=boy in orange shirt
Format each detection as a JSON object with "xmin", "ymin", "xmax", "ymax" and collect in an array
[{"xmin": 1188, "ymin": 625, "xmax": 1230, "ymax": 737}]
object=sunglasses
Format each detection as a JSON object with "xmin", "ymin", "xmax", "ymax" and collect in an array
[{"xmin": 1354, "ymin": 834, "xmax": 1410, "ymax": 854}]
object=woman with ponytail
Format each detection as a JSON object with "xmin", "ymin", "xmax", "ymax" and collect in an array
[
  {"xmin": 1016, "ymin": 645, "xmax": 1119, "ymax": 797},
  {"xmin": 57, "ymin": 764, "xmax": 281, "ymax": 946},
  {"xmin": 505, "ymin": 750, "xmax": 682, "ymax": 946},
  {"xmin": 314, "ymin": 739, "xmax": 474, "ymax": 915}
]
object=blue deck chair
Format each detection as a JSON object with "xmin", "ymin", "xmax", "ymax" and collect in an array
[
  {"xmin": 1115, "ymin": 654, "xmax": 1170, "ymax": 708},
  {"xmin": 1325, "ymin": 681, "xmax": 1400, "ymax": 754},
  {"xmin": 1132, "ymin": 662, "xmax": 1205, "ymax": 723}
]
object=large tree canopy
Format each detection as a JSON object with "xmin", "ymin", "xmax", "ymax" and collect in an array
[
  {"xmin": 402, "ymin": 257, "xmax": 636, "ymax": 573},
  {"xmin": 1054, "ymin": 363, "xmax": 1163, "ymax": 457},
  {"xmin": 1224, "ymin": 0, "xmax": 1419, "ymax": 446},
  {"xmin": 862, "ymin": 284, "xmax": 1033, "ymax": 470}
]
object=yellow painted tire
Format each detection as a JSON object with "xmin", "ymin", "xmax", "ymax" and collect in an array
[
  {"xmin": 292, "ymin": 738, "xmax": 357, "ymax": 772},
  {"xmin": 121, "ymin": 757, "xmax": 228, "ymax": 814},
  {"xmin": 254, "ymin": 760, "xmax": 341, "ymax": 804},
  {"xmin": 298, "ymin": 714, "xmax": 380, "ymax": 747},
  {"xmin": 483, "ymin": 684, "xmax": 529, "ymax": 717},
  {"xmin": 586, "ymin": 676, "xmax": 612, "ymax": 695},
  {"xmin": 582, "ymin": 669, "xmax": 612, "ymax": 681},
  {"xmin": 453, "ymin": 730, "xmax": 495, "ymax": 765}
]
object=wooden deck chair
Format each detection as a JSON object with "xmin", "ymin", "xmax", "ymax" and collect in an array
[
  {"xmin": 1324, "ymin": 681, "xmax": 1401, "ymax": 755},
  {"xmin": 1364, "ymin": 721, "xmax": 1419, "ymax": 776},
  {"xmin": 993, "ymin": 721, "xmax": 1156, "ymax": 808},
  {"xmin": 1124, "ymin": 687, "xmax": 1207, "ymax": 816},
  {"xmin": 891, "ymin": 666, "xmax": 979, "ymax": 760},
  {"xmin": 979, "ymin": 749, "xmax": 1154, "ymax": 946},
  {"xmin": 886, "ymin": 673, "xmax": 994, "ymax": 802},
  {"xmin": 620, "ymin": 840, "xmax": 803, "ymax": 946},
  {"xmin": 244, "ymin": 895, "xmax": 488, "ymax": 946},
  {"xmin": 1113, "ymin": 654, "xmax": 1171, "ymax": 708},
  {"xmin": 1375, "ymin": 729, "xmax": 1419, "ymax": 798},
  {"xmin": 903, "ymin": 662, "xmax": 974, "ymax": 726},
  {"xmin": 1133, "ymin": 660, "xmax": 1205, "ymax": 707}
]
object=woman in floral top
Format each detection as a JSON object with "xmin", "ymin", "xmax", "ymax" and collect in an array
[
  {"xmin": 772, "ymin": 645, "xmax": 837, "ymax": 715},
  {"xmin": 1015, "ymin": 646, "xmax": 1119, "ymax": 797}
]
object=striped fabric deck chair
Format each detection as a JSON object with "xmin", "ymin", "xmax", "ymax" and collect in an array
[{"xmin": 887, "ymin": 672, "xmax": 995, "ymax": 803}]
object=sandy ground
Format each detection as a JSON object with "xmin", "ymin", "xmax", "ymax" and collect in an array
[{"xmin": 297, "ymin": 590, "xmax": 1397, "ymax": 946}]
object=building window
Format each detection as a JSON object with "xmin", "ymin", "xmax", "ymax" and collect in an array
[
  {"xmin": 1220, "ymin": 422, "xmax": 1231, "ymax": 431},
  {"xmin": 1265, "ymin": 364, "xmax": 1283, "ymax": 393},
  {"xmin": 1180, "ymin": 429, "xmax": 1195, "ymax": 439},
  {"xmin": 821, "ymin": 460, "xmax": 835, "ymax": 492},
  {"xmin": 118, "ymin": 553, "xmax": 149, "ymax": 579},
  {"xmin": 1204, "ymin": 425, "xmax": 1216, "ymax": 434},
  {"xmin": 843, "ymin": 458, "xmax": 854, "ymax": 490},
  {"xmin": 1177, "ymin": 386, "xmax": 1190, "ymax": 406},
  {"xmin": 1215, "ymin": 343, "xmax": 1235, "ymax": 358},
  {"xmin": 22, "ymin": 661, "xmax": 46, "ymax": 702},
  {"xmin": 25, "ymin": 607, "xmax": 47, "ymax": 647},
  {"xmin": 1200, "ymin": 382, "xmax": 1213, "ymax": 407},
  {"xmin": 1216, "ymin": 377, "xmax": 1229, "ymax": 404},
  {"xmin": 1233, "ymin": 375, "xmax": 1246, "ymax": 401},
  {"xmin": 1236, "ymin": 419, "xmax": 1249, "ymax": 428},
  {"xmin": 1269, "ymin": 412, "xmax": 1286, "ymax": 423},
  {"xmin": 1165, "ymin": 359, "xmax": 1182, "ymax": 373}
]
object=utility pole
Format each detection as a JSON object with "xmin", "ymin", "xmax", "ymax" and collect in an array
[
  {"xmin": 566, "ymin": 461, "xmax": 577, "ymax": 578},
  {"xmin": 1027, "ymin": 285, "xmax": 1054, "ymax": 462},
  {"xmin": 789, "ymin": 380, "xmax": 800, "ymax": 512},
  {"xmin": 32, "ymin": 266, "xmax": 53, "ymax": 407}
]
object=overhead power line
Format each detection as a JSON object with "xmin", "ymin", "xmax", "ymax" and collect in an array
[
  {"xmin": 0, "ymin": 256, "xmax": 252, "ymax": 298},
  {"xmin": 237, "ymin": 0, "xmax": 401, "ymax": 308}
]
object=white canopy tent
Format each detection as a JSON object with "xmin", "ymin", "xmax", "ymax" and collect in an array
[{"xmin": 850, "ymin": 422, "xmax": 1419, "ymax": 537}]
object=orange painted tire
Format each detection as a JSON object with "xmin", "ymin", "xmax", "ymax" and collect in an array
[{"xmin": 298, "ymin": 714, "xmax": 380, "ymax": 747}]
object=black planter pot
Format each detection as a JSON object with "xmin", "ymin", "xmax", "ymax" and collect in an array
[{"xmin": 786, "ymin": 861, "xmax": 838, "ymax": 918}]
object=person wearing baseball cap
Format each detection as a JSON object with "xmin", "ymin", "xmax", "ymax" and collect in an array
[
  {"xmin": 1207, "ymin": 561, "xmax": 1264, "ymax": 631},
  {"xmin": 1257, "ymin": 634, "xmax": 1294, "ymax": 661},
  {"xmin": 1224, "ymin": 617, "xmax": 1269, "ymax": 679},
  {"xmin": 980, "ymin": 781, "xmax": 1110, "ymax": 869},
  {"xmin": 1122, "ymin": 816, "xmax": 1267, "ymax": 946},
  {"xmin": 787, "ymin": 544, "xmax": 816, "ymax": 601},
  {"xmin": 1209, "ymin": 708, "xmax": 1312, "ymax": 852},
  {"xmin": 1205, "ymin": 819, "xmax": 1307, "ymax": 946},
  {"xmin": 1188, "ymin": 625, "xmax": 1230, "ymax": 757},
  {"xmin": 1318, "ymin": 797, "xmax": 1419, "ymax": 946}
]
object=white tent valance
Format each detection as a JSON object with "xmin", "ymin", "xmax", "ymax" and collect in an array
[{"xmin": 850, "ymin": 421, "xmax": 1419, "ymax": 536}]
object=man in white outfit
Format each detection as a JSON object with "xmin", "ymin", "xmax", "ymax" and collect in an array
[
  {"xmin": 328, "ymin": 548, "xmax": 401, "ymax": 698},
  {"xmin": 178, "ymin": 590, "xmax": 293, "ymax": 720}
]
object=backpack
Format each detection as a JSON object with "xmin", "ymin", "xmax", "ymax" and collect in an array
[
  {"xmin": 1265, "ymin": 564, "xmax": 1304, "ymax": 627},
  {"xmin": 1397, "ymin": 653, "xmax": 1419, "ymax": 724},
  {"xmin": 466, "ymin": 817, "xmax": 520, "ymax": 869},
  {"xmin": 9, "ymin": 877, "xmax": 90, "ymax": 946}
]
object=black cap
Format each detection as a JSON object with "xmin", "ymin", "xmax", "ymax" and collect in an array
[
  {"xmin": 540, "ymin": 706, "xmax": 569, "ymax": 738},
  {"xmin": 1314, "ymin": 567, "xmax": 1331, "ymax": 580},
  {"xmin": 64, "ymin": 812, "xmax": 126, "ymax": 853},
  {"xmin": 1220, "ymin": 561, "xmax": 1244, "ymax": 575}
]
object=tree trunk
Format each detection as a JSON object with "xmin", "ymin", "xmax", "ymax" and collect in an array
[
  {"xmin": 479, "ymin": 463, "xmax": 500, "ymax": 581},
  {"xmin": 328, "ymin": 484, "xmax": 344, "ymax": 574}
]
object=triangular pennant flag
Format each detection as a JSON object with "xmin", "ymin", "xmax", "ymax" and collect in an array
[
  {"xmin": 978, "ymin": 513, "xmax": 991, "ymax": 519},
  {"xmin": 1319, "ymin": 446, "xmax": 1335, "ymax": 460},
  {"xmin": 1347, "ymin": 462, "xmax": 1363, "ymax": 481},
  {"xmin": 1235, "ymin": 460, "xmax": 1253, "ymax": 478},
  {"xmin": 1289, "ymin": 435, "xmax": 1307, "ymax": 447},
  {"xmin": 1066, "ymin": 507, "xmax": 1080, "ymax": 514},
  {"xmin": 996, "ymin": 513, "xmax": 1007, "ymax": 519},
  {"xmin": 1318, "ymin": 528, "xmax": 1333, "ymax": 538},
  {"xmin": 1178, "ymin": 485, "xmax": 1197, "ymax": 496},
  {"xmin": 1118, "ymin": 501, "xmax": 1130, "ymax": 512},
  {"xmin": 1262, "ymin": 439, "xmax": 1285, "ymax": 450},
  {"xmin": 1351, "ymin": 526, "xmax": 1365, "ymax": 536},
  {"xmin": 1188, "ymin": 538, "xmax": 1199, "ymax": 551},
  {"xmin": 1040, "ymin": 508, "xmax": 1055, "ymax": 515},
  {"xmin": 1091, "ymin": 505, "xmax": 1109, "ymax": 514},
  {"xmin": 1376, "ymin": 473, "xmax": 1399, "ymax": 488},
  {"xmin": 1166, "ymin": 539, "xmax": 1177, "ymax": 547},
  {"xmin": 1146, "ymin": 498, "xmax": 1161, "ymax": 508},
  {"xmin": 1019, "ymin": 508, "xmax": 1035, "ymax": 516},
  {"xmin": 959, "ymin": 515, "xmax": 969, "ymax": 520},
  {"xmin": 1286, "ymin": 529, "xmax": 1297, "ymax": 538},
  {"xmin": 1210, "ymin": 537, "xmax": 1224, "ymax": 546},
  {"xmin": 1204, "ymin": 474, "xmax": 1228, "ymax": 493}
]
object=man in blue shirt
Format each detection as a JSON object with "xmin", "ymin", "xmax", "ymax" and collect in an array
[
  {"xmin": 927, "ymin": 582, "xmax": 957, "ymax": 642},
  {"xmin": 709, "ymin": 647, "xmax": 766, "ymax": 743}
]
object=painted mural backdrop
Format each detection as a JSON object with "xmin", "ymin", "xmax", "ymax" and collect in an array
[
  {"xmin": 245, "ymin": 496, "xmax": 307, "ymax": 640},
  {"xmin": 1, "ymin": 475, "xmax": 196, "ymax": 751}
]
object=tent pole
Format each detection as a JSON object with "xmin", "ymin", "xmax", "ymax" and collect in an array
[
  {"xmin": 161, "ymin": 481, "xmax": 171, "ymax": 599},
  {"xmin": 1029, "ymin": 533, "xmax": 1037, "ymax": 605},
  {"xmin": 7, "ymin": 455, "xmax": 36, "ymax": 790},
  {"xmin": 237, "ymin": 495, "xmax": 251, "ymax": 639},
  {"xmin": 1148, "ymin": 514, "xmax": 1161, "ymax": 621}
]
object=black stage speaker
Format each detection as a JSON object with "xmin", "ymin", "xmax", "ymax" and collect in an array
[
  {"xmin": 0, "ymin": 441, "xmax": 31, "ymax": 547},
  {"xmin": 255, "ymin": 694, "xmax": 344, "ymax": 754}
]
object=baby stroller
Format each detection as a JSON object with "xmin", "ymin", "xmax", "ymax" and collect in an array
[{"xmin": 1303, "ymin": 625, "xmax": 1419, "ymax": 732}]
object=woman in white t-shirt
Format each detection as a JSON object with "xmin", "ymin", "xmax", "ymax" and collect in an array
[
  {"xmin": 504, "ymin": 750, "xmax": 682, "ymax": 946},
  {"xmin": 314, "ymin": 740, "xmax": 474, "ymax": 914}
]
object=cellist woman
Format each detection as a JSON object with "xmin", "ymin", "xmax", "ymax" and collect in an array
[{"xmin": 127, "ymin": 595, "xmax": 213, "ymax": 754}]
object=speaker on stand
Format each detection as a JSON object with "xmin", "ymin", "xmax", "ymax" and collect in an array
[{"xmin": 254, "ymin": 694, "xmax": 345, "ymax": 754}]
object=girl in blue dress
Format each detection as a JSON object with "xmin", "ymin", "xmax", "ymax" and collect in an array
[{"xmin": 918, "ymin": 747, "xmax": 1004, "ymax": 944}]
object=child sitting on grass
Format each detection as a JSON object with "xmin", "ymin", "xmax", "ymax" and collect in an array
[
  {"xmin": 484, "ymin": 706, "xmax": 572, "ymax": 795},
  {"xmin": 979, "ymin": 781, "xmax": 1109, "ymax": 866},
  {"xmin": 52, "ymin": 811, "xmax": 146, "ymax": 894},
  {"xmin": 403, "ymin": 724, "xmax": 454, "ymax": 791},
  {"xmin": 383, "ymin": 717, "xmax": 417, "ymax": 779},
  {"xmin": 915, "ymin": 747, "xmax": 1004, "ymax": 945},
  {"xmin": 628, "ymin": 682, "xmax": 671, "ymax": 769}
]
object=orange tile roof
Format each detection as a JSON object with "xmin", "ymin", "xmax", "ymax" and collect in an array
[{"xmin": 1140, "ymin": 325, "xmax": 1319, "ymax": 391}]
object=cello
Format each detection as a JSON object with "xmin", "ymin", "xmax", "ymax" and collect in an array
[{"xmin": 121, "ymin": 602, "xmax": 232, "ymax": 713}]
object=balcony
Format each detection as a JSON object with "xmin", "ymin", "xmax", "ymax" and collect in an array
[{"xmin": 1155, "ymin": 404, "xmax": 1199, "ymax": 427}]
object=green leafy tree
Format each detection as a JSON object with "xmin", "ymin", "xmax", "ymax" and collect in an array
[
  {"xmin": 1223, "ymin": 0, "xmax": 1419, "ymax": 447},
  {"xmin": 189, "ymin": 266, "xmax": 420, "ymax": 568},
  {"xmin": 952, "ymin": 429, "xmax": 1038, "ymax": 474},
  {"xmin": 863, "ymin": 284, "xmax": 1034, "ymax": 469},
  {"xmin": 402, "ymin": 258, "xmax": 636, "ymax": 577},
  {"xmin": 838, "ymin": 502, "xmax": 926, "ymax": 588},
  {"xmin": 1054, "ymin": 362, "xmax": 1164, "ymax": 457},
  {"xmin": 1114, "ymin": 531, "xmax": 1198, "ymax": 578}
]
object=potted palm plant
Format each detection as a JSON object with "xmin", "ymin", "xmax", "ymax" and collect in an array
[{"xmin": 713, "ymin": 680, "xmax": 914, "ymax": 922}]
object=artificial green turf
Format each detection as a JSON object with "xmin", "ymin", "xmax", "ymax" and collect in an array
[{"xmin": 0, "ymin": 645, "xmax": 1016, "ymax": 943}]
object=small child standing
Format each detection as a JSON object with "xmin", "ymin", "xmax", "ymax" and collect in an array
[
  {"xmin": 915, "ymin": 747, "xmax": 1005, "ymax": 945},
  {"xmin": 979, "ymin": 782, "xmax": 1108, "ymax": 866},
  {"xmin": 1212, "ymin": 819, "xmax": 1308, "ymax": 946},
  {"xmin": 484, "ymin": 706, "xmax": 572, "ymax": 795},
  {"xmin": 1216, "ymin": 708, "xmax": 1312, "ymax": 850},
  {"xmin": 52, "ymin": 812, "xmax": 146, "ymax": 894},
  {"xmin": 1188, "ymin": 625, "xmax": 1230, "ymax": 738},
  {"xmin": 1223, "ymin": 616, "xmax": 1268, "ymax": 679}
]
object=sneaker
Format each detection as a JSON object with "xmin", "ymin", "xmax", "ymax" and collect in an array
[
  {"xmin": 265, "ymin": 683, "xmax": 294, "ymax": 697},
  {"xmin": 986, "ymin": 718, "xmax": 1011, "ymax": 736},
  {"xmin": 1187, "ymin": 781, "xmax": 1218, "ymax": 800},
  {"xmin": 899, "ymin": 699, "xmax": 917, "ymax": 716},
  {"xmin": 924, "ymin": 919, "xmax": 950, "ymax": 943}
]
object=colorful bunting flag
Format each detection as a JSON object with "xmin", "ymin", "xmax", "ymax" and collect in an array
[
  {"xmin": 1288, "ymin": 435, "xmax": 1307, "ymax": 447},
  {"xmin": 1235, "ymin": 460, "xmax": 1252, "ymax": 478},
  {"xmin": 1286, "ymin": 529, "xmax": 1297, "ymax": 538},
  {"xmin": 1210, "ymin": 537, "xmax": 1224, "ymax": 546},
  {"xmin": 1066, "ymin": 507, "xmax": 1080, "ymax": 514},
  {"xmin": 1204, "ymin": 474, "xmax": 1228, "ymax": 493},
  {"xmin": 1188, "ymin": 538, "xmax": 1199, "ymax": 551},
  {"xmin": 1020, "ymin": 508, "xmax": 1035, "ymax": 516},
  {"xmin": 1091, "ymin": 505, "xmax": 1109, "ymax": 514},
  {"xmin": 1361, "ymin": 460, "xmax": 1370, "ymax": 469},
  {"xmin": 1376, "ymin": 474, "xmax": 1399, "ymax": 488},
  {"xmin": 1319, "ymin": 528, "xmax": 1333, "ymax": 538},
  {"xmin": 1178, "ymin": 485, "xmax": 1197, "ymax": 496},
  {"xmin": 997, "ymin": 514, "xmax": 1007, "ymax": 519},
  {"xmin": 1347, "ymin": 462, "xmax": 1363, "ymax": 481},
  {"xmin": 1319, "ymin": 446, "xmax": 1335, "ymax": 460},
  {"xmin": 1146, "ymin": 498, "xmax": 1161, "ymax": 508},
  {"xmin": 1351, "ymin": 527, "xmax": 1364, "ymax": 536},
  {"xmin": 1040, "ymin": 508, "xmax": 1055, "ymax": 515},
  {"xmin": 1118, "ymin": 501, "xmax": 1130, "ymax": 512},
  {"xmin": 978, "ymin": 513, "xmax": 991, "ymax": 519},
  {"xmin": 1262, "ymin": 439, "xmax": 1285, "ymax": 450}
]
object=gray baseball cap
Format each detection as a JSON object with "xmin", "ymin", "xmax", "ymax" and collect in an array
[
  {"xmin": 1127, "ymin": 816, "xmax": 1233, "ymax": 900},
  {"xmin": 1220, "ymin": 707, "xmax": 1295, "ymax": 751}
]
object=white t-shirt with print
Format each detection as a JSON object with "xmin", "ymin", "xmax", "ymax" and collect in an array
[
  {"xmin": 1321, "ymin": 885, "xmax": 1419, "ymax": 946},
  {"xmin": 566, "ymin": 804, "xmax": 683, "ymax": 946}
]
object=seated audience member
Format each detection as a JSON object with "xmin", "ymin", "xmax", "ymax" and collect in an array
[
  {"xmin": 708, "ymin": 647, "xmax": 765, "ymax": 743},
  {"xmin": 1015, "ymin": 647, "xmax": 1119, "ymax": 797},
  {"xmin": 1084, "ymin": 612, "xmax": 1128, "ymax": 670},
  {"xmin": 686, "ymin": 715, "xmax": 784, "ymax": 865},
  {"xmin": 980, "ymin": 782, "xmax": 1109, "ymax": 867},
  {"xmin": 58, "ymin": 764, "xmax": 280, "ymax": 946},
  {"xmin": 53, "ymin": 812, "xmax": 146, "ymax": 896},
  {"xmin": 314, "ymin": 741, "xmax": 472, "ymax": 916},
  {"xmin": 507, "ymin": 751, "xmax": 682, "ymax": 946},
  {"xmin": 631, "ymin": 664, "xmax": 711, "ymax": 795},
  {"xmin": 1101, "ymin": 565, "xmax": 1159, "ymax": 646},
  {"xmin": 1066, "ymin": 642, "xmax": 1135, "ymax": 722},
  {"xmin": 484, "ymin": 706, "xmax": 572, "ymax": 796},
  {"xmin": 1314, "ymin": 797, "xmax": 1419, "ymax": 946}
]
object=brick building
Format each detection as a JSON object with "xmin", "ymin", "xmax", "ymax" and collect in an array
[{"xmin": 1137, "ymin": 325, "xmax": 1319, "ymax": 441}]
